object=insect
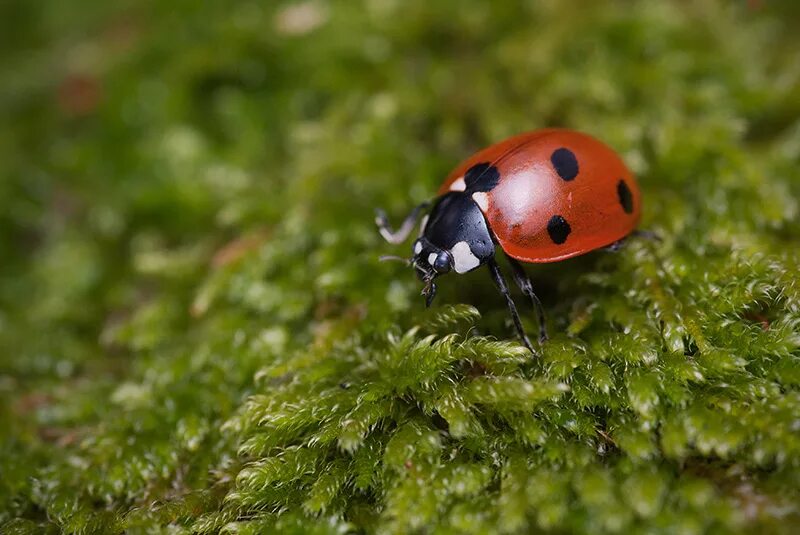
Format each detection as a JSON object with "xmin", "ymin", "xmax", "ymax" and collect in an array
[{"xmin": 376, "ymin": 129, "xmax": 643, "ymax": 353}]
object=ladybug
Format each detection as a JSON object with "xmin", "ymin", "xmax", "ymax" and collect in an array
[{"xmin": 376, "ymin": 129, "xmax": 645, "ymax": 352}]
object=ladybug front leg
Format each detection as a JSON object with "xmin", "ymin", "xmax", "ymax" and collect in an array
[
  {"xmin": 374, "ymin": 201, "xmax": 431, "ymax": 244},
  {"xmin": 486, "ymin": 258, "xmax": 535, "ymax": 354},
  {"xmin": 505, "ymin": 256, "xmax": 548, "ymax": 344}
]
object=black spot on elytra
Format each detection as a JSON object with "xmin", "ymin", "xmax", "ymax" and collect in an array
[
  {"xmin": 464, "ymin": 162, "xmax": 500, "ymax": 192},
  {"xmin": 550, "ymin": 148, "xmax": 578, "ymax": 181},
  {"xmin": 617, "ymin": 179, "xmax": 634, "ymax": 214},
  {"xmin": 547, "ymin": 215, "xmax": 571, "ymax": 245}
]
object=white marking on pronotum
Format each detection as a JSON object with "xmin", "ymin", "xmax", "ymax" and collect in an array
[
  {"xmin": 472, "ymin": 192, "xmax": 489, "ymax": 211},
  {"xmin": 450, "ymin": 177, "xmax": 467, "ymax": 192},
  {"xmin": 414, "ymin": 241, "xmax": 423, "ymax": 254},
  {"xmin": 451, "ymin": 241, "xmax": 480, "ymax": 273},
  {"xmin": 428, "ymin": 252, "xmax": 438, "ymax": 266}
]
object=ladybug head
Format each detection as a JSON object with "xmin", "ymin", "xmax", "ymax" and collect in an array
[{"xmin": 377, "ymin": 192, "xmax": 495, "ymax": 308}]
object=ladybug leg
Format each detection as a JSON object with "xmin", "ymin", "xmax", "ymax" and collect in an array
[
  {"xmin": 505, "ymin": 256, "xmax": 548, "ymax": 344},
  {"xmin": 375, "ymin": 201, "xmax": 431, "ymax": 244},
  {"xmin": 633, "ymin": 229, "xmax": 662, "ymax": 242},
  {"xmin": 604, "ymin": 230, "xmax": 662, "ymax": 253},
  {"xmin": 604, "ymin": 238, "xmax": 627, "ymax": 252},
  {"xmin": 486, "ymin": 258, "xmax": 535, "ymax": 354}
]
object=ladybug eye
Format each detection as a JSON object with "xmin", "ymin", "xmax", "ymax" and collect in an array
[{"xmin": 433, "ymin": 251, "xmax": 452, "ymax": 274}]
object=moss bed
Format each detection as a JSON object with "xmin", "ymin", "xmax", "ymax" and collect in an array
[{"xmin": 1, "ymin": 1, "xmax": 800, "ymax": 533}]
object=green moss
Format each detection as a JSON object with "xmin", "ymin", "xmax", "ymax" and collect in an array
[{"xmin": 1, "ymin": 0, "xmax": 800, "ymax": 533}]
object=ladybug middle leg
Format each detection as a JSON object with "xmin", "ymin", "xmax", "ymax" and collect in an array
[
  {"xmin": 486, "ymin": 257, "xmax": 535, "ymax": 354},
  {"xmin": 375, "ymin": 201, "xmax": 431, "ymax": 244},
  {"xmin": 505, "ymin": 256, "xmax": 548, "ymax": 344}
]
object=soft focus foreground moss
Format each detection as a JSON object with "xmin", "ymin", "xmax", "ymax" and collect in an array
[{"xmin": 2, "ymin": 0, "xmax": 800, "ymax": 533}]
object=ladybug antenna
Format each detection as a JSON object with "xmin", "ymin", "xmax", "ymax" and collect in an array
[{"xmin": 379, "ymin": 255, "xmax": 412, "ymax": 266}]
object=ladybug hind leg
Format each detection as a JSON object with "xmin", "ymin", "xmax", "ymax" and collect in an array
[
  {"xmin": 486, "ymin": 258, "xmax": 535, "ymax": 354},
  {"xmin": 604, "ymin": 230, "xmax": 662, "ymax": 253},
  {"xmin": 604, "ymin": 238, "xmax": 627, "ymax": 252},
  {"xmin": 505, "ymin": 256, "xmax": 548, "ymax": 344},
  {"xmin": 633, "ymin": 229, "xmax": 662, "ymax": 242},
  {"xmin": 375, "ymin": 201, "xmax": 430, "ymax": 244}
]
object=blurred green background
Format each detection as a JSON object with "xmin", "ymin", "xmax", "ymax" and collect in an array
[{"xmin": 1, "ymin": 0, "xmax": 800, "ymax": 533}]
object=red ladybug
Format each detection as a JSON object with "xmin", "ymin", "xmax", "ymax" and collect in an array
[{"xmin": 376, "ymin": 129, "xmax": 644, "ymax": 352}]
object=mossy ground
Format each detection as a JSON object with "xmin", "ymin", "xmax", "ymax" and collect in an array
[{"xmin": 2, "ymin": 1, "xmax": 800, "ymax": 533}]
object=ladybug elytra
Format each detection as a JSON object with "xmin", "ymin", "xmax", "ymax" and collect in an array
[{"xmin": 376, "ymin": 129, "xmax": 644, "ymax": 352}]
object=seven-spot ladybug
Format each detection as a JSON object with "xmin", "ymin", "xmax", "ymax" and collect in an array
[{"xmin": 376, "ymin": 129, "xmax": 645, "ymax": 352}]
